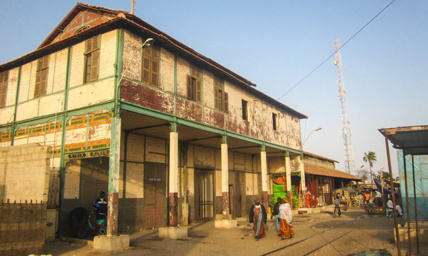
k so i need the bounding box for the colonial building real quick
[0,3,307,238]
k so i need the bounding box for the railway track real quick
[260,217,362,256]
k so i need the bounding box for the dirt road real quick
[43,206,426,256]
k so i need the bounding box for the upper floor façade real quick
[0,3,307,150]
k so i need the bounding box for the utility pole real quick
[132,0,135,14]
[334,37,356,176]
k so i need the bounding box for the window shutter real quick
[187,75,192,100]
[40,70,47,95]
[196,79,201,103]
[223,92,228,113]
[151,59,159,86]
[215,90,219,110]
[35,72,41,97]
[92,36,99,51]
[90,51,99,81]
[142,56,150,83]
[0,86,6,107]
[0,71,7,107]
[86,38,92,52]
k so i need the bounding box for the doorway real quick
[80,157,109,211]
[144,162,166,228]
[229,172,245,218]
[194,169,215,221]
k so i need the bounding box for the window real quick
[142,45,159,87]
[0,71,8,107]
[242,100,248,121]
[34,55,49,98]
[84,35,100,83]
[187,65,201,103]
[214,77,228,112]
[272,113,278,130]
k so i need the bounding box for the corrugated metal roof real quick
[379,125,428,155]
[304,164,362,180]
[304,151,339,163]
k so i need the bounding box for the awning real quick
[304,164,362,180]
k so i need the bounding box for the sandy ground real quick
[43,206,427,256]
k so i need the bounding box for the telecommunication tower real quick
[334,37,356,176]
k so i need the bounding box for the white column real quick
[261,149,268,206]
[169,131,179,226]
[285,154,292,192]
[299,155,306,191]
[261,151,268,192]
[221,143,229,219]
[169,132,179,194]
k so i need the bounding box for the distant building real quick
[303,152,361,207]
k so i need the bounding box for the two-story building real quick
[0,3,308,238]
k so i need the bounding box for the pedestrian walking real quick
[272,197,282,231]
[278,198,294,239]
[249,198,267,240]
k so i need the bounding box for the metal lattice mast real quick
[334,37,356,175]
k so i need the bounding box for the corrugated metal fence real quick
[0,200,47,256]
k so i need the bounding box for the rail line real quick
[260,218,359,256]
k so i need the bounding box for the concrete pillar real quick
[285,153,292,208]
[169,132,179,226]
[260,147,268,207]
[107,117,121,237]
[221,142,229,219]
[299,155,306,208]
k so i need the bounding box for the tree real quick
[363,151,377,184]
[375,171,390,181]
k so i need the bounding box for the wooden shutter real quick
[142,55,150,83]
[90,51,99,81]
[187,75,192,100]
[92,36,99,51]
[151,59,159,86]
[215,90,220,110]
[222,92,228,113]
[195,79,201,103]
[0,71,8,107]
[0,85,6,107]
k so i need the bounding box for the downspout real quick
[58,45,72,237]
[11,66,22,146]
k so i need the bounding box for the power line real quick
[277,0,396,101]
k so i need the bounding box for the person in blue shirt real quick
[93,191,107,220]
[334,195,341,217]
[272,197,282,231]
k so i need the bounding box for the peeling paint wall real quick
[304,155,335,169]
[122,31,142,81]
[120,32,302,150]
[160,48,175,94]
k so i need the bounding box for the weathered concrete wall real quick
[160,48,175,94]
[63,159,81,200]
[119,31,302,151]
[0,144,51,202]
[122,31,142,81]
[269,157,285,173]
[3,29,117,122]
[304,155,335,169]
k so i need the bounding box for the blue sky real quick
[1,0,427,178]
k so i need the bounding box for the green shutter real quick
[90,51,99,81]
